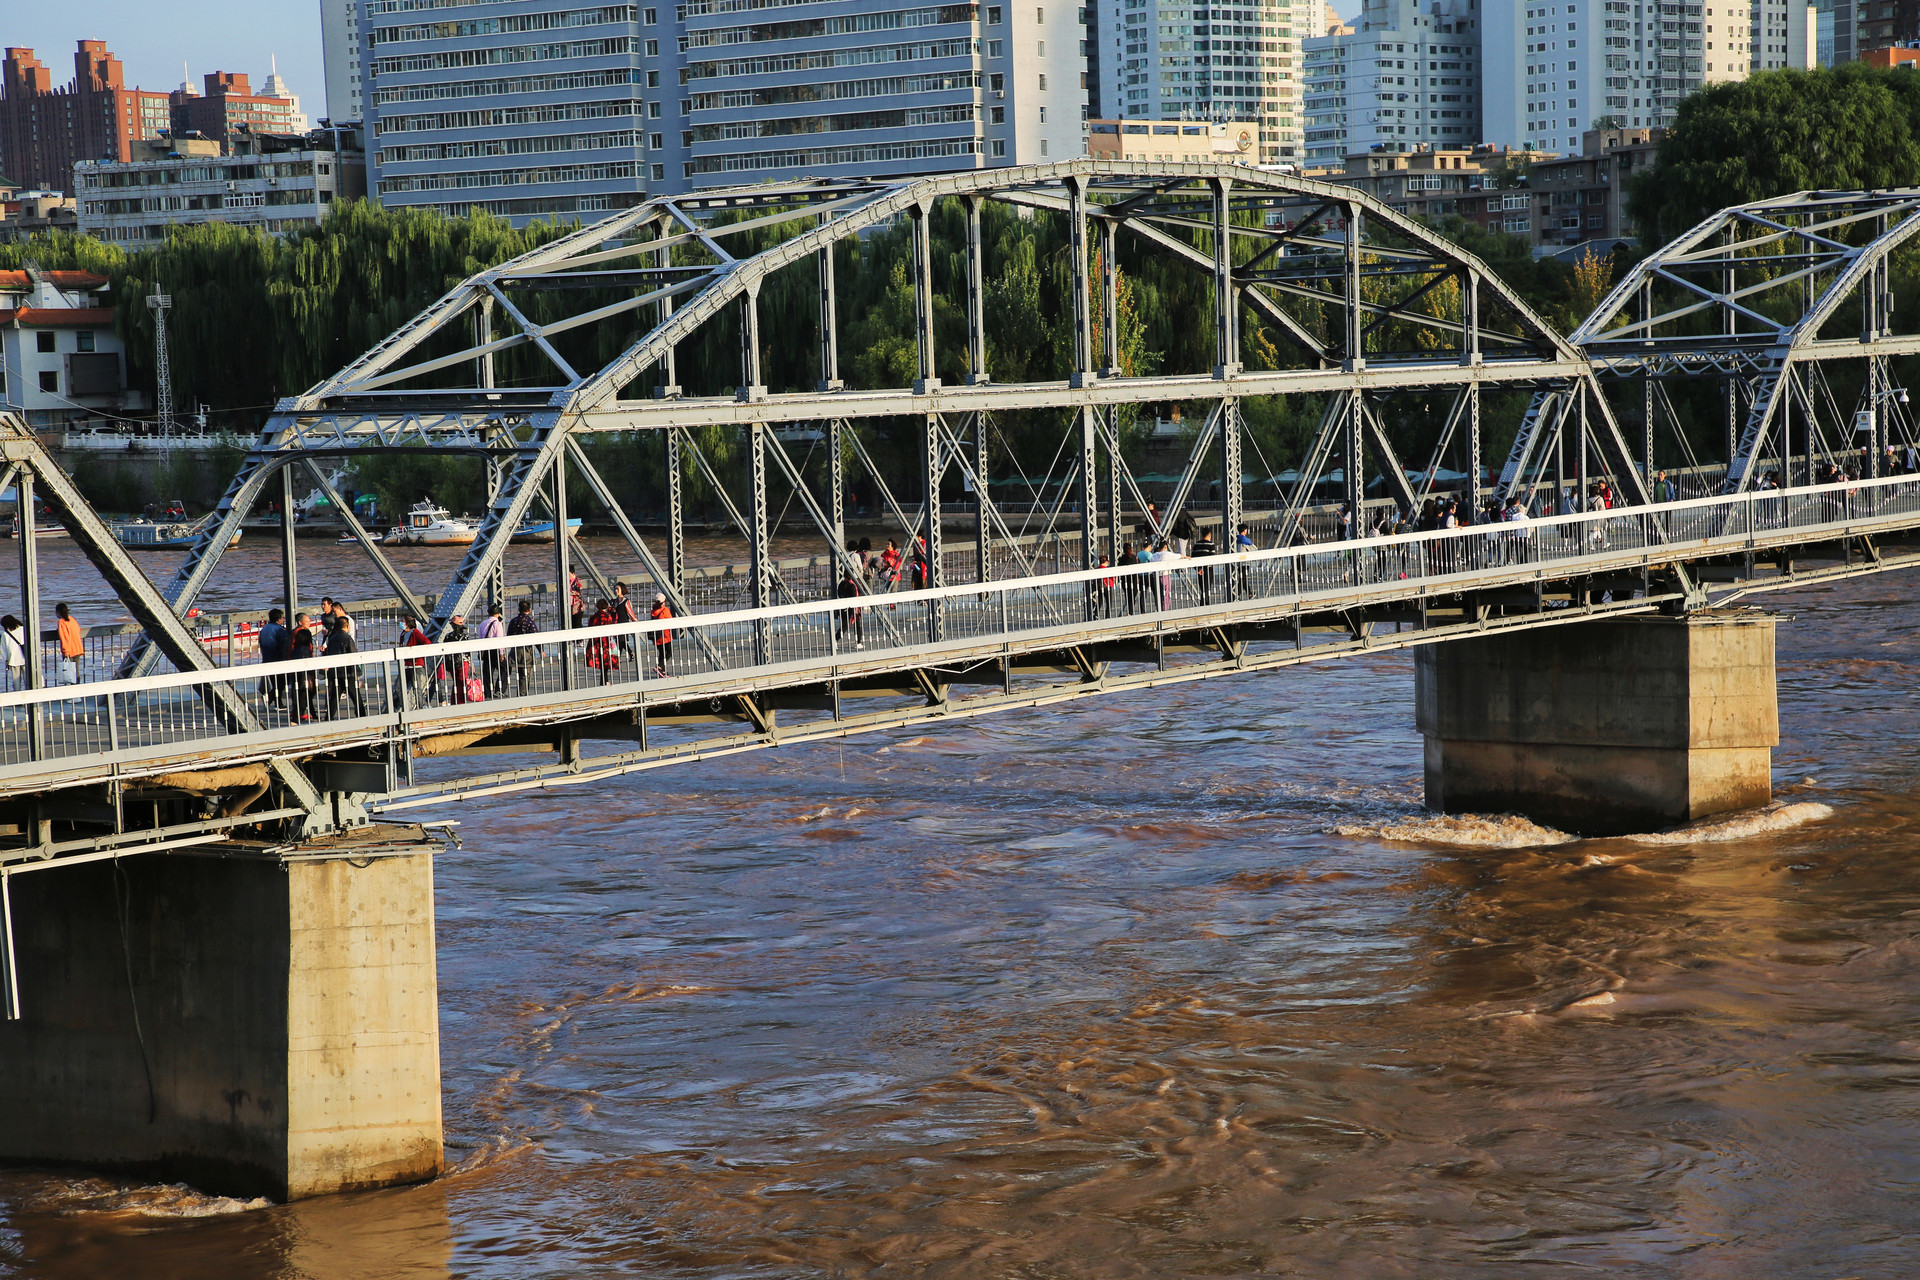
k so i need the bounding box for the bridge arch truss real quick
[139,159,1611,654]
[1501,188,1920,500]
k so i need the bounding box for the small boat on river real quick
[113,515,242,550]
[510,516,583,544]
[384,499,479,547]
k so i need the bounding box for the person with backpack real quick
[399,613,431,704]
[322,612,363,719]
[611,582,639,664]
[477,605,507,698]
[441,613,473,704]
[257,608,290,708]
[0,614,26,691]
[507,599,540,696]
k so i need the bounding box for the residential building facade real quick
[0,191,80,242]
[1307,144,1546,232]
[1851,0,1920,57]
[0,268,142,430]
[0,43,172,195]
[361,0,1082,220]
[322,0,369,124]
[1750,0,1815,68]
[1482,0,1750,155]
[1091,0,1316,165]
[1300,0,1482,166]
[75,127,367,243]
[1524,124,1659,248]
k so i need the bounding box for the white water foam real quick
[1334,800,1834,850]
[39,1178,271,1218]
[1616,801,1835,845]
[1333,812,1578,849]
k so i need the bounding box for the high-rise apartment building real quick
[321,0,367,123]
[680,1,1082,183]
[1300,0,1481,163]
[0,43,172,195]
[1091,0,1315,164]
[1482,0,1749,154]
[363,1,652,222]
[1750,0,1814,69]
[361,0,1081,220]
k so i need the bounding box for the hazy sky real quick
[5,1,325,106]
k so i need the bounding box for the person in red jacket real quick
[649,594,674,677]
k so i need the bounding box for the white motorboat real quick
[384,499,479,546]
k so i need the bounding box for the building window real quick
[1037,6,1044,20]
[646,40,659,56]
[644,6,657,20]
[989,39,1004,55]
[992,139,1007,156]
[76,331,95,353]
[650,133,664,150]
[990,73,1004,91]
[648,70,660,87]
[38,371,57,394]
[649,102,663,118]
[651,164,665,181]
[1041,138,1049,155]
[1039,73,1048,89]
[988,4,1002,20]
[1040,105,1048,122]
[991,106,1006,123]
[35,332,55,354]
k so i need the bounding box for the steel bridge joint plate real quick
[1214,363,1244,381]
[652,385,684,400]
[737,385,768,403]
[914,378,943,395]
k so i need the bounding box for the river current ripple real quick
[2,556,1919,1278]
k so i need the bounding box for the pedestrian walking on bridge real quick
[53,603,84,685]
[650,594,674,677]
[508,600,540,696]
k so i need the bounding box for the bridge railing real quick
[0,472,1912,781]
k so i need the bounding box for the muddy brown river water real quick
[0,543,1916,1277]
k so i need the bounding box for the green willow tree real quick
[1627,65,1920,246]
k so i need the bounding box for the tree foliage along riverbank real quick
[1627,64,1920,247]
[1,198,1606,518]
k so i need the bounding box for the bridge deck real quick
[0,475,1912,819]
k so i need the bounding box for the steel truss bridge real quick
[1,164,1919,948]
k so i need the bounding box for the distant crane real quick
[146,290,173,435]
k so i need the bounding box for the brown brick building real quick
[171,72,305,143]
[0,43,171,195]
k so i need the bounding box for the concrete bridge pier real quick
[1416,611,1778,837]
[0,844,443,1200]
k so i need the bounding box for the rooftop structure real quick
[1085,118,1263,163]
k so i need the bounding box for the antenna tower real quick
[147,290,174,434]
